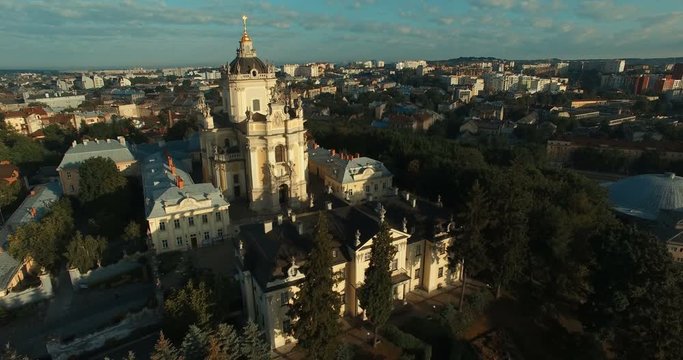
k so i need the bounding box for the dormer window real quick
[251,69,258,77]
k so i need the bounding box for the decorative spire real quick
[240,15,251,43]
[379,203,386,223]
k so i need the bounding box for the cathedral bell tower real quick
[204,16,308,213]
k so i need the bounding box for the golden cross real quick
[242,15,248,33]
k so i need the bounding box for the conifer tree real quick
[358,221,396,347]
[180,325,209,360]
[206,323,240,360]
[150,332,181,360]
[289,212,341,359]
[449,180,491,311]
[240,321,270,360]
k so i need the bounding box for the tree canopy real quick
[358,221,396,346]
[64,231,107,273]
[289,212,341,358]
[77,156,127,204]
[8,198,74,272]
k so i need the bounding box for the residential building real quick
[234,194,459,349]
[142,151,230,253]
[2,108,45,136]
[281,64,298,77]
[203,22,308,212]
[0,181,62,297]
[308,145,393,204]
[21,93,86,112]
[546,138,683,167]
[57,137,136,196]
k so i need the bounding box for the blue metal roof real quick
[608,173,683,220]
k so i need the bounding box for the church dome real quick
[228,56,269,75]
[608,173,683,220]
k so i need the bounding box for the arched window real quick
[252,99,261,112]
[275,144,286,163]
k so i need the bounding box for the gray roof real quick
[0,181,62,289]
[142,151,228,218]
[309,146,393,184]
[608,173,683,220]
[57,139,135,170]
[0,252,20,290]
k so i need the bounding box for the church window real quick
[275,144,286,163]
[252,99,261,112]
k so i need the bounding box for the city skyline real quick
[0,0,682,70]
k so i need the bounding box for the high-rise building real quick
[202,17,308,212]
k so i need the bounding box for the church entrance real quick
[278,184,289,205]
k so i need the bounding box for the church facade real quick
[200,18,308,213]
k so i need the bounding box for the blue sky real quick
[0,0,682,69]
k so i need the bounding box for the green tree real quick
[180,325,209,360]
[449,180,491,311]
[122,220,141,242]
[358,221,396,346]
[8,198,74,271]
[64,232,107,273]
[163,280,215,342]
[488,167,531,298]
[0,181,22,208]
[583,225,683,359]
[150,332,181,360]
[289,212,341,358]
[78,156,127,203]
[207,323,240,360]
[240,321,270,360]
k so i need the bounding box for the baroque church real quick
[199,17,308,212]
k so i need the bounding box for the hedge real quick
[383,324,432,360]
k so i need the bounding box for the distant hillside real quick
[428,57,682,67]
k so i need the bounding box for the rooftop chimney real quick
[83,139,89,146]
[330,149,336,156]
[325,201,332,210]
[117,136,126,146]
[277,214,284,225]
[263,220,273,233]
[176,176,184,189]
[72,140,77,148]
[167,156,175,175]
[296,222,304,235]
[30,207,37,218]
